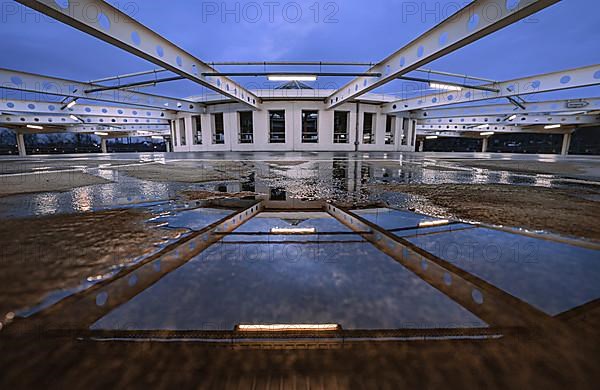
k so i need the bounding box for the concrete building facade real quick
[171,89,417,153]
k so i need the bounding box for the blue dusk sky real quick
[1,0,599,102]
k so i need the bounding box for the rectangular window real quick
[385,115,396,145]
[238,111,254,144]
[362,113,375,144]
[212,113,225,145]
[269,110,286,143]
[302,110,319,143]
[179,118,186,146]
[192,116,202,145]
[333,111,349,144]
[401,117,409,146]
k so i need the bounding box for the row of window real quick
[173,111,415,146]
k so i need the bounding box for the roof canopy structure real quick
[1,0,598,146]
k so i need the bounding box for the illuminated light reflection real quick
[270,227,316,234]
[418,220,451,228]
[236,324,340,332]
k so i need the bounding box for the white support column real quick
[100,138,108,154]
[16,132,26,157]
[165,139,172,153]
[561,132,572,156]
[482,137,489,153]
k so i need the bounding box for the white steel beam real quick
[419,114,600,126]
[417,124,528,133]
[11,124,170,134]
[0,99,177,119]
[0,68,200,112]
[0,113,169,126]
[16,0,261,109]
[66,125,170,134]
[412,98,600,119]
[325,0,560,109]
[416,124,577,134]
[385,64,600,113]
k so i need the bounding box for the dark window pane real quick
[333,111,349,144]
[212,113,224,145]
[192,116,202,145]
[179,118,186,146]
[302,110,319,143]
[239,112,254,144]
[386,115,395,145]
[363,113,375,144]
[269,110,286,143]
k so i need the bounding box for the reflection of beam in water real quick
[326,204,553,328]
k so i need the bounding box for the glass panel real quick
[302,110,319,143]
[178,118,186,146]
[224,211,357,242]
[363,112,375,144]
[212,113,225,145]
[395,223,477,238]
[92,239,486,331]
[408,228,600,315]
[238,111,254,144]
[192,115,202,145]
[401,117,409,146]
[152,207,234,232]
[385,115,395,145]
[333,111,349,144]
[269,110,286,143]
[352,208,442,230]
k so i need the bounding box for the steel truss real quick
[326,0,560,108]
[0,68,200,113]
[16,0,260,109]
[412,98,600,119]
[418,114,599,127]
[385,64,600,113]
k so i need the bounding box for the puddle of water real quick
[92,238,487,331]
[152,207,235,232]
[223,212,357,242]
[407,227,600,316]
[352,208,441,230]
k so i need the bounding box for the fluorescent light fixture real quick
[507,114,517,121]
[267,75,317,82]
[544,124,561,129]
[26,124,43,130]
[429,82,462,91]
[236,324,340,332]
[475,124,490,129]
[418,219,450,228]
[480,131,495,136]
[270,227,316,234]
[425,136,438,140]
[151,136,164,140]
[94,131,109,136]
[69,114,81,121]
[66,100,77,109]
